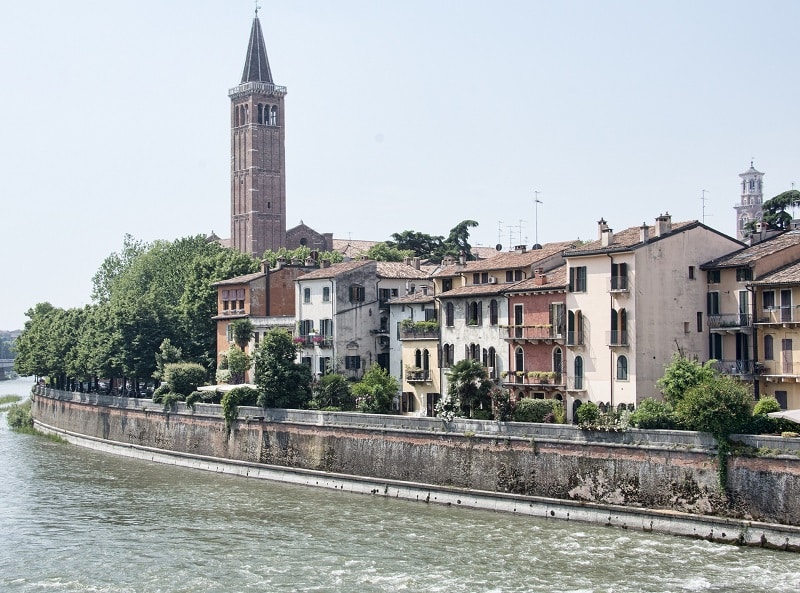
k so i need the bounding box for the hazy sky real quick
[1,1,799,330]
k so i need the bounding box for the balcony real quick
[399,321,439,340]
[759,361,800,382]
[608,276,630,294]
[501,371,563,387]
[406,369,432,383]
[710,359,758,377]
[708,313,752,332]
[606,330,628,347]
[503,325,564,343]
[755,308,798,326]
[566,330,584,346]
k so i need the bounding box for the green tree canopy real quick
[443,359,493,418]
[364,242,415,262]
[746,189,800,234]
[352,363,398,414]
[656,353,718,406]
[253,328,311,409]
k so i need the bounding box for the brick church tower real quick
[229,10,287,256]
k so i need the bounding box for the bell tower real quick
[230,9,287,256]
[735,160,764,241]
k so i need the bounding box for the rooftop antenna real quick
[534,191,543,246]
[518,219,527,246]
[700,189,710,224]
[497,221,504,250]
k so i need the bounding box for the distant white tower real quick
[735,161,764,241]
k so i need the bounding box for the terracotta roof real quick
[701,230,800,269]
[434,241,575,277]
[213,271,265,286]
[387,291,436,305]
[376,261,430,279]
[332,239,377,259]
[503,265,568,293]
[749,259,800,286]
[438,283,505,298]
[565,221,699,256]
[296,259,370,280]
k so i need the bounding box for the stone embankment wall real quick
[31,387,800,534]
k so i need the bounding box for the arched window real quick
[617,355,628,380]
[414,349,422,368]
[470,343,480,360]
[270,105,278,125]
[574,356,584,389]
[467,301,481,325]
[487,347,496,368]
[553,347,563,378]
[257,104,264,124]
[422,349,430,371]
[515,347,524,372]
[489,299,499,325]
[445,302,454,327]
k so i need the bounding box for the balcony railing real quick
[606,330,628,346]
[609,276,630,293]
[501,372,563,386]
[406,369,431,383]
[755,308,796,324]
[399,328,440,340]
[708,313,752,329]
[503,326,564,341]
[758,362,800,377]
[710,359,758,376]
[566,330,584,346]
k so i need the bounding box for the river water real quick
[1,376,800,592]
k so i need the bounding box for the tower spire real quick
[241,10,273,84]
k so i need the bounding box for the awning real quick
[768,409,800,424]
[197,383,259,393]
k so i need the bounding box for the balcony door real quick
[782,339,793,375]
[781,289,793,322]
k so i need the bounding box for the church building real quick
[734,161,765,241]
[229,10,332,257]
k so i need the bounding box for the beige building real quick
[563,215,743,418]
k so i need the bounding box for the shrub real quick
[575,401,600,426]
[163,362,207,396]
[221,386,260,432]
[629,398,676,429]
[674,376,753,439]
[152,383,170,403]
[513,398,560,423]
[753,395,781,416]
[311,374,355,411]
[6,400,33,430]
[215,368,232,384]
[161,392,184,408]
[185,390,208,409]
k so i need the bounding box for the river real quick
[1,376,799,592]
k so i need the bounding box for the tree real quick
[163,362,208,396]
[444,219,479,260]
[443,359,493,419]
[253,328,311,409]
[225,346,251,385]
[674,376,753,439]
[352,363,398,414]
[153,338,183,382]
[364,242,415,262]
[230,319,254,350]
[91,234,148,303]
[311,373,355,410]
[656,353,717,406]
[388,230,445,261]
[746,189,800,234]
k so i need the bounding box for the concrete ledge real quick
[33,418,800,553]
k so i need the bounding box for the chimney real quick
[443,255,454,265]
[321,259,331,268]
[421,285,429,295]
[458,251,466,265]
[403,257,411,266]
[514,244,527,254]
[413,257,421,270]
[655,213,672,237]
[597,218,609,239]
[535,271,548,286]
[601,227,614,247]
[639,222,649,243]
[260,260,269,273]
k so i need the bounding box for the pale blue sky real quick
[1,1,799,330]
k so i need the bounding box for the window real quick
[301,356,312,369]
[764,335,774,360]
[349,285,365,303]
[467,301,481,325]
[610,308,627,345]
[236,288,245,311]
[762,290,775,310]
[553,347,563,377]
[775,390,788,410]
[345,356,361,370]
[298,319,313,337]
[782,338,793,374]
[514,304,524,339]
[319,318,333,337]
[401,392,415,413]
[736,267,753,282]
[696,312,703,332]
[270,105,278,126]
[569,266,587,292]
[487,346,496,369]
[445,302,455,327]
[323,287,330,302]
[515,270,523,281]
[440,343,454,368]
[709,333,722,360]
[442,278,453,292]
[550,303,565,337]
[688,266,695,280]
[489,300,499,326]
[707,292,720,315]
[226,323,234,343]
[568,310,583,345]
[472,273,480,284]
[616,355,628,380]
[574,356,584,389]
[303,287,311,303]
[611,262,628,290]
[515,347,524,372]
[319,356,331,375]
[707,270,721,284]
[506,271,514,282]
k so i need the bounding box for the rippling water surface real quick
[2,377,799,592]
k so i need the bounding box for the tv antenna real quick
[701,189,711,224]
[534,190,543,246]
